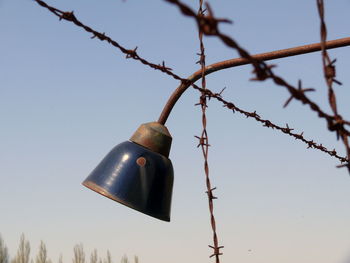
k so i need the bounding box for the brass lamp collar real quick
[130,122,172,158]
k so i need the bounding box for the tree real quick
[35,241,51,263]
[89,250,97,263]
[119,256,128,263]
[120,255,138,263]
[58,254,62,263]
[103,251,111,263]
[72,245,84,263]
[12,234,30,263]
[0,235,9,263]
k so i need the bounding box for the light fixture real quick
[82,39,346,221]
[82,122,174,221]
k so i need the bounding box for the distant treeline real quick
[0,234,138,263]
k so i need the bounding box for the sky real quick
[1,0,350,263]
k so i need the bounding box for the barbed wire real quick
[165,0,350,171]
[192,85,348,163]
[195,1,223,262]
[33,0,349,168]
[316,0,350,169]
[33,0,187,83]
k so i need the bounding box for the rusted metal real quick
[158,37,350,125]
[33,0,184,83]
[164,0,350,170]
[196,1,223,261]
[34,0,350,166]
[130,122,172,158]
[317,0,350,171]
[83,180,133,207]
[136,157,147,167]
[33,0,350,260]
[193,85,348,163]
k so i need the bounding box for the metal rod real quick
[158,37,350,125]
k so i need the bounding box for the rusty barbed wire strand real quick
[316,0,350,170]
[193,85,349,164]
[164,0,350,170]
[33,0,349,167]
[33,0,188,84]
[195,1,223,262]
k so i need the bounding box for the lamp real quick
[82,39,347,221]
[82,122,174,221]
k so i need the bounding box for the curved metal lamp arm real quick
[158,37,350,125]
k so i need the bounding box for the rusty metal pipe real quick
[158,37,350,125]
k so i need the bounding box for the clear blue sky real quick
[1,0,350,263]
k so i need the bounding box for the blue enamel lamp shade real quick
[82,122,174,222]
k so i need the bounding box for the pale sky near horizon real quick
[1,1,350,263]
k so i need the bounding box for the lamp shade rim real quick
[82,180,171,222]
